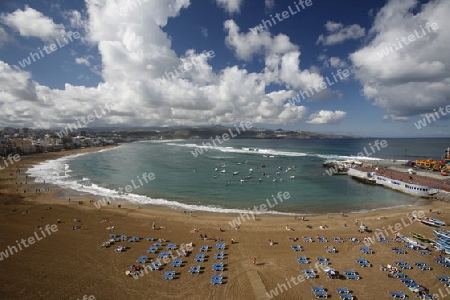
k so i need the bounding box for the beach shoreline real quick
[1,147,449,299]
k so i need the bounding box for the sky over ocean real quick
[0,0,449,137]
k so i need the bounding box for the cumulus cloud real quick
[0,5,65,41]
[0,0,334,129]
[307,110,347,124]
[224,20,298,61]
[317,21,365,45]
[215,0,244,14]
[350,0,450,119]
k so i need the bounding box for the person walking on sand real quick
[253,257,257,265]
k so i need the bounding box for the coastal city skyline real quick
[0,0,449,137]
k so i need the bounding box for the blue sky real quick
[0,0,449,137]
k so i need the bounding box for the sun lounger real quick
[339,294,354,300]
[216,243,226,250]
[336,287,350,294]
[436,275,449,281]
[211,278,223,284]
[297,256,309,264]
[400,277,412,284]
[163,274,174,280]
[214,252,225,259]
[310,286,324,292]
[346,274,359,280]
[333,237,344,243]
[348,238,360,243]
[194,253,205,262]
[129,236,139,242]
[415,262,431,270]
[399,263,411,269]
[419,250,430,255]
[314,291,328,298]
[172,259,182,267]
[317,237,327,243]
[343,270,356,276]
[291,245,302,251]
[200,245,209,251]
[212,262,224,271]
[393,272,405,278]
[394,249,406,254]
[189,269,200,274]
[303,269,316,279]
[166,243,177,250]
[303,237,313,242]
[389,291,406,299]
[405,282,418,288]
[359,262,370,267]
[378,237,389,243]
[360,246,373,254]
[211,274,223,284]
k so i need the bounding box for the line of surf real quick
[26,153,299,216]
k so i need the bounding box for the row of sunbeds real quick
[310,286,355,299]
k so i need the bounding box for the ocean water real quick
[27,138,450,214]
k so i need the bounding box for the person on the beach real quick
[252,257,256,265]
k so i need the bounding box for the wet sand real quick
[0,149,449,300]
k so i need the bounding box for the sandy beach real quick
[1,148,449,300]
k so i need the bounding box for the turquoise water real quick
[28,138,450,214]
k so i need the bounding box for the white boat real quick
[433,229,450,239]
[421,217,446,227]
[404,237,428,250]
[233,172,239,175]
[220,170,226,173]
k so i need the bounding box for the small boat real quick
[428,217,446,226]
[404,237,428,250]
[411,232,429,242]
[236,162,242,165]
[433,229,450,239]
[420,217,446,227]
[233,172,239,176]
[220,170,226,173]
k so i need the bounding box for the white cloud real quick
[224,20,298,61]
[0,0,327,128]
[0,26,10,48]
[307,110,347,124]
[75,57,91,67]
[350,0,450,119]
[317,21,365,45]
[265,0,275,11]
[0,5,65,41]
[200,27,208,37]
[215,0,244,14]
[329,57,347,68]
